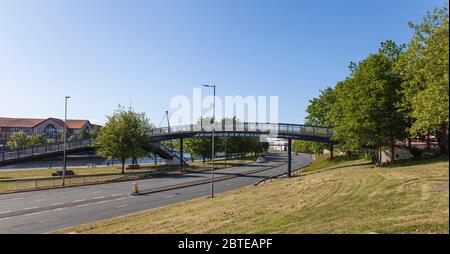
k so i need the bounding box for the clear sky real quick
[0,0,444,125]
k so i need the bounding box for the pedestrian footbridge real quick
[0,122,334,175]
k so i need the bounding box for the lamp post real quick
[62,96,70,187]
[202,84,216,198]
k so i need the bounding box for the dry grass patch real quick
[54,157,449,234]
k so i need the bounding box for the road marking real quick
[51,203,64,206]
[24,211,42,216]
[0,211,12,214]
[74,199,86,202]
[0,217,11,221]
[24,206,39,210]
[94,200,109,204]
[116,204,128,208]
[52,208,66,211]
[93,196,105,199]
[165,195,174,198]
[114,197,126,201]
[38,218,58,224]
[75,204,90,208]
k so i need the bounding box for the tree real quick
[398,4,449,153]
[27,134,47,147]
[79,127,91,140]
[95,106,151,173]
[292,140,324,155]
[6,132,29,149]
[329,49,406,162]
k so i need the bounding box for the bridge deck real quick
[0,123,333,166]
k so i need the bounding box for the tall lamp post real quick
[62,96,70,187]
[202,84,216,198]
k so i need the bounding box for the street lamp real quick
[62,96,70,187]
[202,84,216,198]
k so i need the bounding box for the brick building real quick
[0,117,94,144]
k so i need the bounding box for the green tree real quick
[95,106,151,173]
[6,132,29,149]
[398,4,449,153]
[27,134,47,147]
[79,127,91,140]
[330,49,406,162]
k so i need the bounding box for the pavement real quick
[0,152,311,234]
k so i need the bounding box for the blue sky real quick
[0,0,444,125]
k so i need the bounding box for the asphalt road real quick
[0,152,311,234]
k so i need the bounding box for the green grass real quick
[302,154,366,173]
[53,156,449,234]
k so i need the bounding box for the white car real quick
[256,157,266,163]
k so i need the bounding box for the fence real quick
[0,139,93,162]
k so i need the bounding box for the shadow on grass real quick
[298,161,373,178]
[382,154,449,169]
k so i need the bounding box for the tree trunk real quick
[121,160,125,174]
[407,137,411,148]
[203,156,205,164]
[390,139,395,163]
[439,123,448,154]
[379,148,382,166]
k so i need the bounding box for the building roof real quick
[0,117,91,129]
[0,117,46,128]
[66,120,90,129]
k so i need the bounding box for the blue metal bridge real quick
[0,122,334,176]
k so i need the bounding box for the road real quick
[0,152,311,234]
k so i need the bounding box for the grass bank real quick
[54,156,448,234]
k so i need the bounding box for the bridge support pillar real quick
[287,138,292,177]
[179,138,183,171]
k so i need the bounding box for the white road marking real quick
[24,211,42,216]
[0,211,12,214]
[165,195,174,198]
[93,196,105,199]
[116,204,128,208]
[74,199,86,202]
[75,204,90,208]
[51,203,64,206]
[52,208,66,211]
[24,206,39,210]
[0,217,11,221]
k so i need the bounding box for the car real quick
[256,157,266,163]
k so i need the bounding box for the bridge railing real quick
[0,139,92,162]
[146,123,333,137]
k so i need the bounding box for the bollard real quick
[131,182,139,195]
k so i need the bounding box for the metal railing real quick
[147,122,333,137]
[0,123,333,163]
[0,139,93,162]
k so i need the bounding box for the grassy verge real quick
[302,154,365,173]
[54,156,449,234]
